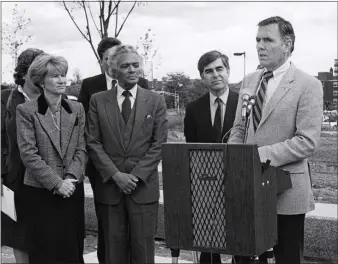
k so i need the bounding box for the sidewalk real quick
[1,234,233,263]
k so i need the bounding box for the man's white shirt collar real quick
[117,83,138,99]
[261,58,291,106]
[105,72,115,90]
[265,58,291,80]
[209,87,229,105]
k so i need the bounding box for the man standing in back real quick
[184,50,239,263]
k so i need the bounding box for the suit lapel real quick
[36,111,62,157]
[222,90,238,138]
[244,70,265,96]
[200,93,213,133]
[259,64,295,127]
[7,89,25,137]
[11,88,26,108]
[60,107,77,158]
[128,86,148,151]
[104,87,125,150]
[100,74,108,91]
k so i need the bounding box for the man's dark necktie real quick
[122,90,131,124]
[252,71,273,131]
[111,79,117,89]
[214,97,222,142]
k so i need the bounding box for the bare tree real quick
[136,28,160,82]
[136,28,158,63]
[2,4,32,68]
[62,1,141,71]
[72,68,82,84]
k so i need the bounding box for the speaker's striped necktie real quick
[252,71,273,131]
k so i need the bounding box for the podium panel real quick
[190,149,227,250]
[162,143,292,256]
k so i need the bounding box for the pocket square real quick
[146,114,153,119]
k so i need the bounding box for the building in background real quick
[316,59,338,109]
[149,79,163,91]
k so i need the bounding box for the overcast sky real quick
[1,1,337,84]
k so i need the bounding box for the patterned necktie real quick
[122,90,131,124]
[214,97,222,142]
[252,71,273,131]
[111,79,117,89]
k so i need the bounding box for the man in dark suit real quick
[184,50,239,263]
[78,37,150,263]
[86,44,168,264]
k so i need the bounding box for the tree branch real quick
[116,0,136,37]
[99,1,104,38]
[62,1,90,42]
[87,2,100,37]
[107,0,120,21]
[114,3,119,37]
[81,1,100,63]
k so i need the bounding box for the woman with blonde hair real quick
[16,53,86,263]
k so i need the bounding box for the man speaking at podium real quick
[184,50,239,263]
[229,16,323,264]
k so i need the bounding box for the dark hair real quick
[197,50,230,75]
[258,16,295,53]
[13,48,44,86]
[97,37,122,60]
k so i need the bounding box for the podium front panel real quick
[162,143,279,256]
[189,149,227,250]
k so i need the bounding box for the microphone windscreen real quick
[242,94,250,101]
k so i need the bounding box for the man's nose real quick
[256,39,265,50]
[211,69,219,77]
[128,65,135,72]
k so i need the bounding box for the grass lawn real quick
[310,132,337,204]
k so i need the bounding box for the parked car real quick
[322,115,329,122]
[66,95,78,101]
[322,121,337,128]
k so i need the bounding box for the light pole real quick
[176,83,182,113]
[234,52,246,77]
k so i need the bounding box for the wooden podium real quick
[162,143,292,257]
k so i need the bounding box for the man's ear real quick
[200,73,205,80]
[110,68,117,79]
[284,38,292,54]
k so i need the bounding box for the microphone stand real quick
[243,95,256,143]
[243,115,250,144]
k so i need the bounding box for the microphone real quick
[241,94,250,121]
[246,95,256,117]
